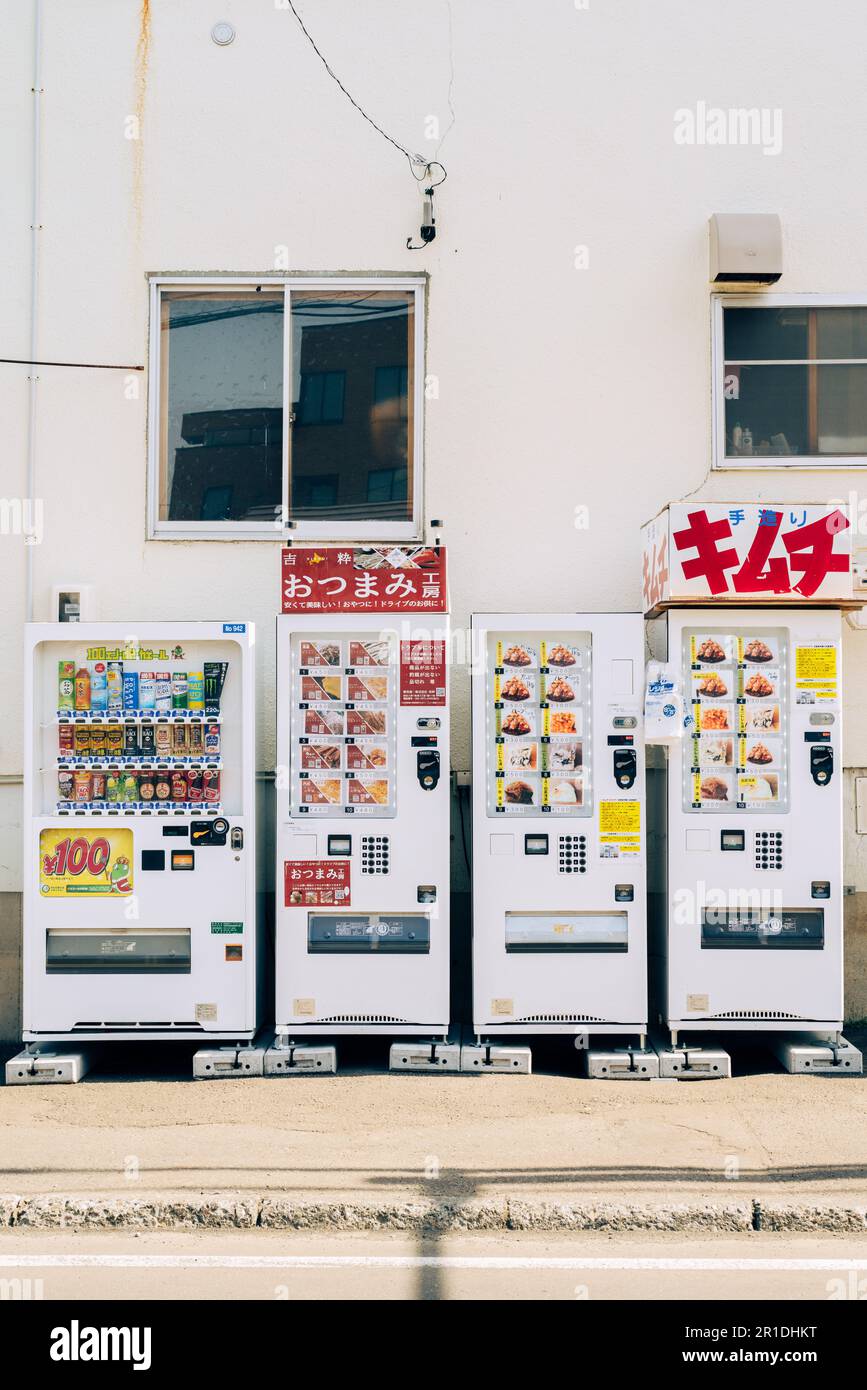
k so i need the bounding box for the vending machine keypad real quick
[361,835,390,874]
[558,834,587,874]
[754,830,783,870]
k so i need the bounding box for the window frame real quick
[147,275,426,541]
[712,292,867,471]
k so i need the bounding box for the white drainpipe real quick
[25,0,43,621]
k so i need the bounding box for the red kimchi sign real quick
[642,504,852,610]
[285,859,350,908]
[282,546,447,614]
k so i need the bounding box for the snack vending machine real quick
[468,613,652,1076]
[10,622,257,1084]
[643,502,862,1076]
[272,546,452,1073]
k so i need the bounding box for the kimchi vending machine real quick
[468,613,651,1075]
[273,595,451,1072]
[659,606,858,1069]
[13,622,257,1082]
[644,501,862,1076]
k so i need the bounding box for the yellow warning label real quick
[795,644,837,702]
[599,800,641,835]
[600,800,639,850]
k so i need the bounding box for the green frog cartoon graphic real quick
[109,853,132,895]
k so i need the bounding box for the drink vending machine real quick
[8,622,258,1084]
[271,545,453,1074]
[468,613,653,1077]
[643,502,863,1076]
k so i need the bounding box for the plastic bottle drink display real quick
[171,672,188,710]
[187,672,204,711]
[154,673,172,713]
[58,661,75,710]
[123,671,139,711]
[89,662,108,712]
[74,666,91,710]
[139,672,156,711]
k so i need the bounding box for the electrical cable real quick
[285,0,447,187]
[1,357,144,370]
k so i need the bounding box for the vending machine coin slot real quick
[190,818,228,846]
[416,717,441,731]
[612,746,637,789]
[417,748,440,790]
[809,744,834,786]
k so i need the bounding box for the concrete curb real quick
[1,1194,865,1234]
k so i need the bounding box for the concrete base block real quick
[263,1043,337,1075]
[460,1044,532,1074]
[586,1047,660,1080]
[773,1035,863,1075]
[389,1041,461,1072]
[192,1044,265,1079]
[658,1046,731,1080]
[5,1047,91,1085]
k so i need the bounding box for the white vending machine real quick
[643,501,862,1075]
[469,613,651,1076]
[10,621,258,1084]
[273,545,452,1073]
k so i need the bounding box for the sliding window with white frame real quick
[148,276,425,540]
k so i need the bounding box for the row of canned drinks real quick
[57,768,221,805]
[58,722,221,758]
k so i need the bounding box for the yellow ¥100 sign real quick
[39,828,134,898]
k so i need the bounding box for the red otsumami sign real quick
[400,639,447,706]
[281,546,447,614]
[285,859,350,908]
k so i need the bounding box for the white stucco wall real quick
[3,0,867,897]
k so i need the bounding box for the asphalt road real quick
[1,1230,865,1301]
